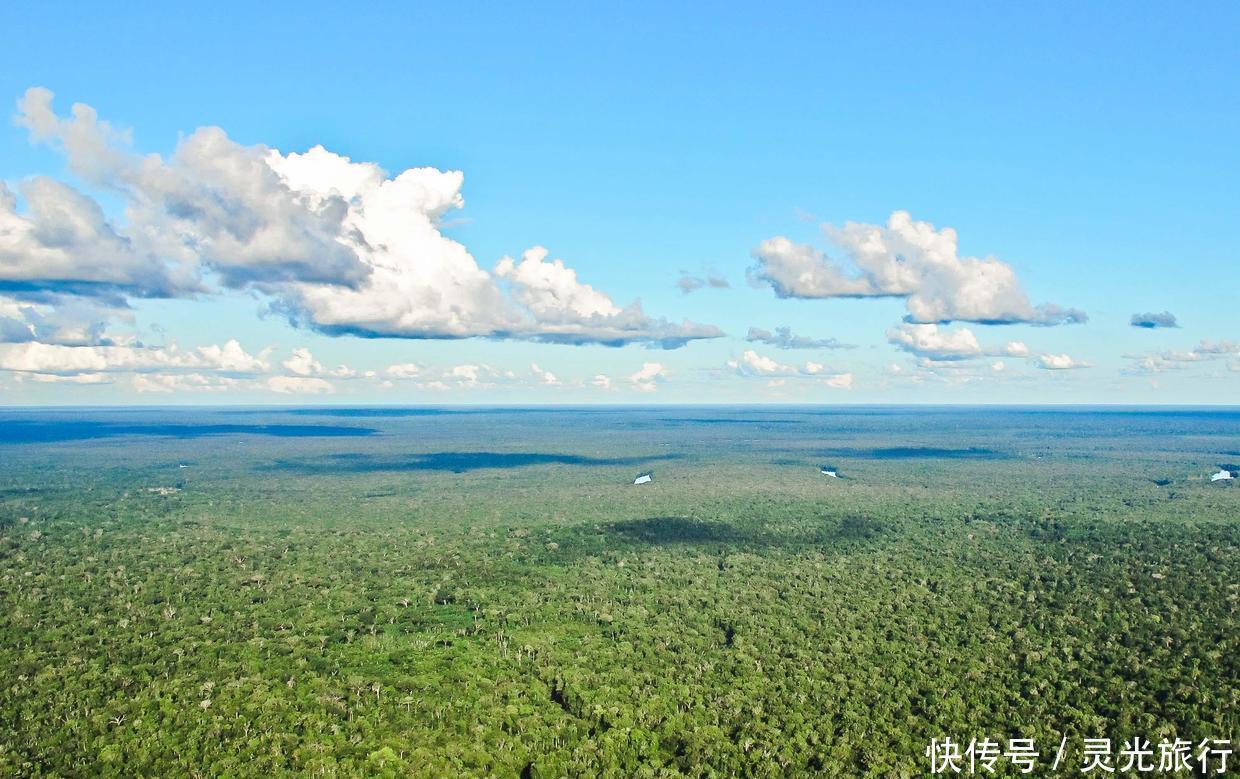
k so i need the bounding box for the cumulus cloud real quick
[493,247,720,347]
[281,347,355,377]
[886,323,1075,373]
[530,363,560,386]
[0,338,268,376]
[886,323,1088,378]
[447,364,515,388]
[9,88,719,349]
[383,362,425,379]
[380,362,517,391]
[282,348,323,376]
[0,327,375,394]
[133,372,241,393]
[820,373,854,389]
[1130,311,1179,329]
[726,350,850,389]
[193,340,270,373]
[745,326,852,350]
[0,295,131,346]
[19,371,111,384]
[676,273,729,294]
[629,362,666,392]
[886,323,983,361]
[382,359,643,392]
[0,178,195,301]
[1034,353,1092,370]
[752,211,1085,326]
[727,350,796,376]
[266,375,334,394]
[20,89,367,290]
[1123,339,1239,373]
[0,297,40,343]
[1003,341,1030,357]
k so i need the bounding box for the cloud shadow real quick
[265,451,680,475]
[0,421,378,444]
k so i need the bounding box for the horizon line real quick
[3,402,1240,411]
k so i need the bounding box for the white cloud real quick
[265,375,334,394]
[10,88,719,349]
[0,178,194,300]
[379,361,522,391]
[20,371,111,384]
[440,364,513,389]
[1003,341,1030,357]
[192,340,269,373]
[0,295,131,347]
[728,350,847,388]
[494,247,721,347]
[383,362,424,379]
[887,323,983,361]
[497,247,620,320]
[282,347,355,377]
[530,363,560,386]
[133,372,240,393]
[1123,339,1239,374]
[0,297,36,343]
[728,349,796,376]
[447,364,489,388]
[752,211,1085,325]
[283,347,323,376]
[1034,353,1092,370]
[888,326,1069,375]
[592,374,612,390]
[629,362,666,392]
[820,372,854,389]
[17,89,363,292]
[0,339,268,376]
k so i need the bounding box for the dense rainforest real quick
[0,407,1236,776]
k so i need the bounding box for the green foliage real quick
[0,408,1236,776]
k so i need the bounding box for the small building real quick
[1211,468,1235,482]
[633,471,653,485]
[820,465,839,478]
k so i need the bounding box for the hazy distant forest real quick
[1,407,1236,777]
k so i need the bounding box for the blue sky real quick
[0,1,1237,404]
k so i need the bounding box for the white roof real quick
[633,474,652,484]
[1211,470,1234,482]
